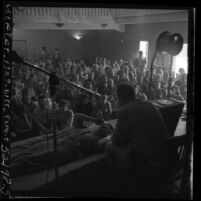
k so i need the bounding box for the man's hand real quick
[94,118,107,125]
[96,135,112,151]
[102,124,113,136]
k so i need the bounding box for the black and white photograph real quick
[1,1,196,199]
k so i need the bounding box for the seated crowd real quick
[11,47,187,142]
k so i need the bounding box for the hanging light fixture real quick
[73,33,82,40]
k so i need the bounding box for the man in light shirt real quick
[134,51,147,83]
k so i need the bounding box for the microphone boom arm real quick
[12,51,101,97]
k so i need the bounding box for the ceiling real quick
[13,7,188,32]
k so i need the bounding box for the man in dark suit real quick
[103,83,170,192]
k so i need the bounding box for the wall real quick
[13,20,188,65]
[13,30,98,60]
[96,20,188,66]
[125,20,188,67]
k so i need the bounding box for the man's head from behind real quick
[42,46,47,52]
[179,68,185,74]
[116,83,136,107]
[38,94,46,109]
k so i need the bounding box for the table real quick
[152,99,185,136]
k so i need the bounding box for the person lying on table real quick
[73,112,104,128]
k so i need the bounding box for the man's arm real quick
[111,111,132,146]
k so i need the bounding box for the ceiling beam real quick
[14,22,124,31]
[114,11,188,24]
[13,14,116,25]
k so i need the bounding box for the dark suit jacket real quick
[111,100,170,162]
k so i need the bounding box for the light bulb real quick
[74,33,82,40]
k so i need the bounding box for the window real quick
[139,41,149,65]
[172,43,188,74]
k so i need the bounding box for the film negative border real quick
[1,2,12,199]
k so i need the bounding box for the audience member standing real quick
[53,48,62,68]
[134,51,147,83]
[39,46,49,63]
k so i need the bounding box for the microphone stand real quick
[167,55,173,99]
[52,111,58,181]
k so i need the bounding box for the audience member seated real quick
[32,94,51,135]
[54,100,74,130]
[129,71,137,87]
[11,83,24,114]
[92,94,112,120]
[169,76,185,102]
[76,94,93,116]
[135,84,148,100]
[150,80,164,100]
[179,83,187,101]
[105,66,114,80]
[175,68,187,87]
[106,78,116,96]
[11,104,33,141]
[96,75,108,95]
[140,83,149,98]
[121,65,130,83]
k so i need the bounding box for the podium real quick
[152,99,185,136]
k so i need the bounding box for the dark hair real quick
[31,96,37,102]
[59,100,68,107]
[38,94,45,101]
[117,83,135,100]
